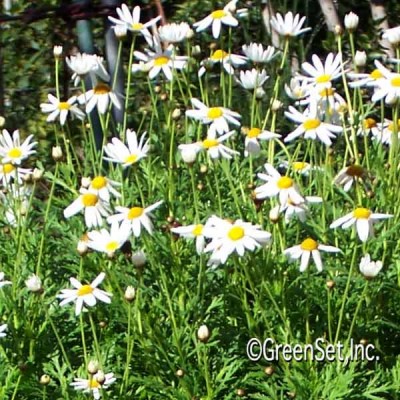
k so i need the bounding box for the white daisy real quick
[104,129,149,167]
[66,53,109,86]
[0,272,11,288]
[285,77,310,100]
[186,98,241,135]
[198,49,247,77]
[333,165,367,192]
[357,117,381,138]
[158,22,191,43]
[193,3,238,39]
[270,11,311,37]
[78,83,121,115]
[58,272,112,316]
[243,127,280,156]
[0,324,7,338]
[279,160,314,176]
[87,176,121,203]
[107,200,163,237]
[71,371,116,400]
[284,237,340,272]
[204,216,271,265]
[242,43,276,63]
[171,223,207,254]
[330,208,393,242]
[0,130,36,165]
[87,222,130,256]
[370,60,400,104]
[271,196,322,223]
[40,94,85,125]
[236,69,269,90]
[255,163,304,206]
[284,106,342,146]
[382,26,400,46]
[359,254,383,279]
[108,4,161,46]
[0,163,32,186]
[63,188,110,228]
[201,130,239,159]
[347,68,385,89]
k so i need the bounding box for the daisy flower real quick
[255,163,304,206]
[242,43,276,63]
[284,237,340,272]
[382,26,400,46]
[374,118,400,145]
[66,53,109,86]
[333,165,367,192]
[193,2,238,39]
[348,68,385,89]
[357,117,381,137]
[107,200,163,237]
[236,69,269,90]
[178,143,201,164]
[243,127,280,156]
[158,22,191,43]
[330,207,393,242]
[132,38,188,81]
[270,11,311,37]
[108,4,161,46]
[370,60,400,104]
[104,129,149,167]
[87,176,121,203]
[204,216,271,265]
[271,196,322,223]
[359,254,383,279]
[78,82,121,115]
[0,130,36,165]
[201,130,239,159]
[285,77,310,100]
[63,188,110,228]
[87,222,130,257]
[0,272,11,288]
[58,272,112,316]
[279,160,314,176]
[186,98,241,135]
[40,94,85,125]
[171,223,207,254]
[284,106,343,146]
[71,371,116,400]
[198,49,247,77]
[0,163,32,186]
[0,324,7,338]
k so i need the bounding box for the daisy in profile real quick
[198,49,247,77]
[58,272,112,316]
[285,77,310,100]
[78,82,121,115]
[171,223,207,254]
[374,118,400,145]
[333,165,367,192]
[370,60,400,104]
[357,117,381,137]
[63,188,110,228]
[0,324,7,338]
[359,254,383,279]
[330,207,393,242]
[255,163,304,206]
[87,222,130,257]
[242,43,276,63]
[104,129,149,167]
[200,130,239,159]
[348,68,384,89]
[279,160,314,176]
[108,3,161,46]
[236,69,269,90]
[204,216,271,266]
[270,11,311,37]
[40,94,85,125]
[0,130,36,165]
[0,163,32,185]
[284,237,340,272]
[66,53,110,86]
[243,127,280,156]
[270,196,322,223]
[71,371,116,399]
[158,22,191,43]
[193,1,238,39]
[87,176,121,203]
[107,200,163,237]
[186,98,241,135]
[284,106,342,146]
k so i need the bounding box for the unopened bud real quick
[344,12,359,32]
[354,51,367,67]
[53,45,63,58]
[172,108,181,120]
[176,369,184,378]
[114,24,127,39]
[264,366,274,375]
[192,45,201,56]
[77,234,89,255]
[334,25,343,36]
[269,206,280,223]
[124,286,136,302]
[0,116,5,127]
[52,146,63,161]
[32,168,44,181]
[25,274,42,293]
[236,388,246,397]
[326,280,335,290]
[197,324,210,343]
[40,374,51,385]
[271,99,283,111]
[200,164,208,174]
[81,176,91,188]
[131,250,146,268]
[95,370,105,385]
[186,28,194,39]
[87,360,99,375]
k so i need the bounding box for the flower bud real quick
[95,370,105,385]
[271,99,283,111]
[354,50,367,67]
[131,250,146,268]
[197,324,210,343]
[326,280,335,290]
[52,146,63,161]
[344,12,359,31]
[172,108,181,120]
[81,176,91,188]
[176,369,184,378]
[200,164,208,174]
[180,146,197,164]
[269,206,280,223]
[53,45,63,58]
[359,254,383,279]
[77,234,89,255]
[114,24,127,39]
[186,28,194,39]
[40,374,51,385]
[32,168,44,181]
[255,87,266,99]
[0,116,5,128]
[192,45,201,56]
[124,286,136,302]
[87,360,99,375]
[334,25,343,36]
[25,274,42,293]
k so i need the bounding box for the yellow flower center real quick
[353,207,371,219]
[316,74,331,83]
[303,119,321,131]
[228,226,245,241]
[154,56,170,66]
[124,154,138,164]
[391,76,400,87]
[369,69,383,79]
[192,224,203,236]
[202,138,219,149]
[387,119,400,131]
[300,238,318,251]
[93,83,110,95]
[58,102,71,110]
[81,193,98,207]
[346,165,364,177]
[211,49,228,61]
[247,128,261,138]
[277,176,293,189]
[91,176,107,190]
[211,9,226,19]
[128,207,143,219]
[132,22,143,30]
[77,284,93,296]
[88,378,101,389]
[292,161,307,171]
[319,87,334,97]
[7,148,22,159]
[106,241,119,252]
[363,118,377,129]
[1,163,15,174]
[207,107,223,119]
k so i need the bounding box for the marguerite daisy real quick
[359,254,383,279]
[200,130,239,159]
[87,176,121,203]
[270,11,311,37]
[242,43,276,63]
[198,49,247,77]
[40,94,85,125]
[0,163,31,186]
[236,69,269,90]
[333,165,367,192]
[71,371,116,400]
[370,60,400,104]
[0,129,36,165]
[243,127,280,156]
[0,324,7,338]
[171,223,207,254]
[78,82,121,115]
